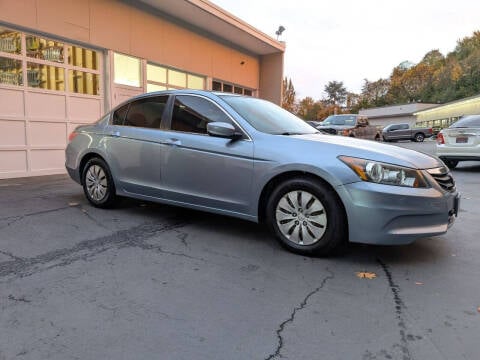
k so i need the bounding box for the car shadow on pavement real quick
[342,237,453,266]
[451,163,480,173]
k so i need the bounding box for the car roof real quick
[110,89,245,113]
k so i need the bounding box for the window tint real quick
[123,96,168,129]
[451,116,480,128]
[221,95,317,135]
[401,124,409,129]
[112,104,129,125]
[171,95,232,134]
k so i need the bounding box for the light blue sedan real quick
[66,90,459,255]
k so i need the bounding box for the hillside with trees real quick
[284,31,480,120]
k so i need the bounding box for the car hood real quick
[286,133,442,169]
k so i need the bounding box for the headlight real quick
[339,156,429,188]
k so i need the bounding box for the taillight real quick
[68,131,78,142]
[437,132,445,145]
[428,128,433,134]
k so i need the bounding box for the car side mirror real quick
[207,122,240,139]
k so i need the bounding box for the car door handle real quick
[110,131,120,137]
[161,138,181,146]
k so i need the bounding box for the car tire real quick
[443,159,459,170]
[266,178,347,256]
[414,133,425,142]
[82,157,117,208]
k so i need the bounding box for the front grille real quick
[427,167,456,192]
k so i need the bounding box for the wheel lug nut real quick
[293,213,297,217]
[295,220,299,225]
[303,221,307,226]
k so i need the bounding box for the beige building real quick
[414,94,480,129]
[0,0,285,179]
[359,103,437,128]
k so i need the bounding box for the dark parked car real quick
[382,123,433,142]
[318,114,381,141]
[66,90,459,256]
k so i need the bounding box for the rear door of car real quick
[104,95,169,197]
[158,94,254,215]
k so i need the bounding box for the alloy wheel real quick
[85,165,108,201]
[275,190,327,246]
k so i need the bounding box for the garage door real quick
[0,27,103,179]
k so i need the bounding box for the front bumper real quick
[336,181,459,245]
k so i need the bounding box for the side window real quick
[171,95,233,134]
[401,124,409,130]
[124,96,168,129]
[112,104,129,125]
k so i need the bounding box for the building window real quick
[26,36,64,63]
[187,74,204,90]
[0,27,21,54]
[212,79,254,96]
[0,57,22,86]
[68,70,99,95]
[114,52,141,87]
[68,46,98,70]
[146,63,205,92]
[212,80,222,91]
[27,62,65,91]
[0,26,101,95]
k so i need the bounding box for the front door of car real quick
[159,94,254,215]
[105,95,168,197]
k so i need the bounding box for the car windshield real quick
[220,96,317,135]
[450,116,480,128]
[321,115,357,126]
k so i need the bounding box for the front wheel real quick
[82,157,117,208]
[266,178,347,256]
[414,133,425,142]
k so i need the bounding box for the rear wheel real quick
[82,157,117,208]
[414,133,425,142]
[266,178,347,256]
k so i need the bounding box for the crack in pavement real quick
[377,257,412,360]
[0,206,74,231]
[8,294,31,303]
[264,268,334,360]
[0,218,202,280]
[0,250,23,261]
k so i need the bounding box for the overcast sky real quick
[212,0,480,99]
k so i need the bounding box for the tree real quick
[296,97,331,120]
[324,81,347,114]
[281,77,296,113]
[360,78,390,108]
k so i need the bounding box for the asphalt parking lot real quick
[0,140,479,360]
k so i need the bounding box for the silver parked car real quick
[66,90,459,256]
[436,115,480,169]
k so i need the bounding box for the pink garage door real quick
[0,27,103,179]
